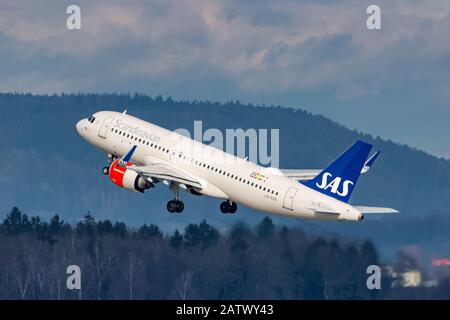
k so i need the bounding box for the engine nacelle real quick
[109,160,153,192]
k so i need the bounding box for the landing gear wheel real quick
[167,200,184,213]
[220,201,230,214]
[229,202,237,214]
[167,200,178,213]
[175,201,184,213]
[102,166,109,175]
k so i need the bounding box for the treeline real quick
[0,207,449,300]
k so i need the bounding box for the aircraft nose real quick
[76,119,87,135]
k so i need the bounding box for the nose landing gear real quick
[102,153,117,175]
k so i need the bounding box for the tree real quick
[170,229,183,249]
[138,224,162,239]
[1,207,31,235]
[76,213,96,236]
[96,220,114,235]
[184,220,219,251]
[113,222,127,238]
[256,217,275,239]
[48,215,64,236]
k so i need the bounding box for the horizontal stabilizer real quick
[280,169,321,181]
[354,206,398,214]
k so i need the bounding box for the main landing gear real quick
[167,200,184,213]
[167,182,184,213]
[220,201,237,214]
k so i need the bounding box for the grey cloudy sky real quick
[0,0,449,157]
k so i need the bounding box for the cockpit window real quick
[88,116,96,123]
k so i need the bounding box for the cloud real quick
[1,0,449,98]
[0,0,450,156]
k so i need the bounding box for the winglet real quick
[118,145,137,166]
[361,150,380,174]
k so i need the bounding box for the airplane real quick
[76,110,398,222]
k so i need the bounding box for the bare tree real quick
[175,271,194,300]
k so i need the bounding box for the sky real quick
[0,0,449,158]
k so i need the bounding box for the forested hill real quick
[0,93,449,252]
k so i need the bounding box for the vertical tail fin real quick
[302,140,372,202]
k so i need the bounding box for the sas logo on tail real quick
[316,172,354,197]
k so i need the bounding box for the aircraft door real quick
[98,116,114,139]
[282,187,298,211]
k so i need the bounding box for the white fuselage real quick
[76,111,362,221]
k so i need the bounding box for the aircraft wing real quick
[128,163,203,189]
[117,145,204,189]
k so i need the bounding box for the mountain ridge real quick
[0,93,449,242]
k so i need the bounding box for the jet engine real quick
[109,160,153,192]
